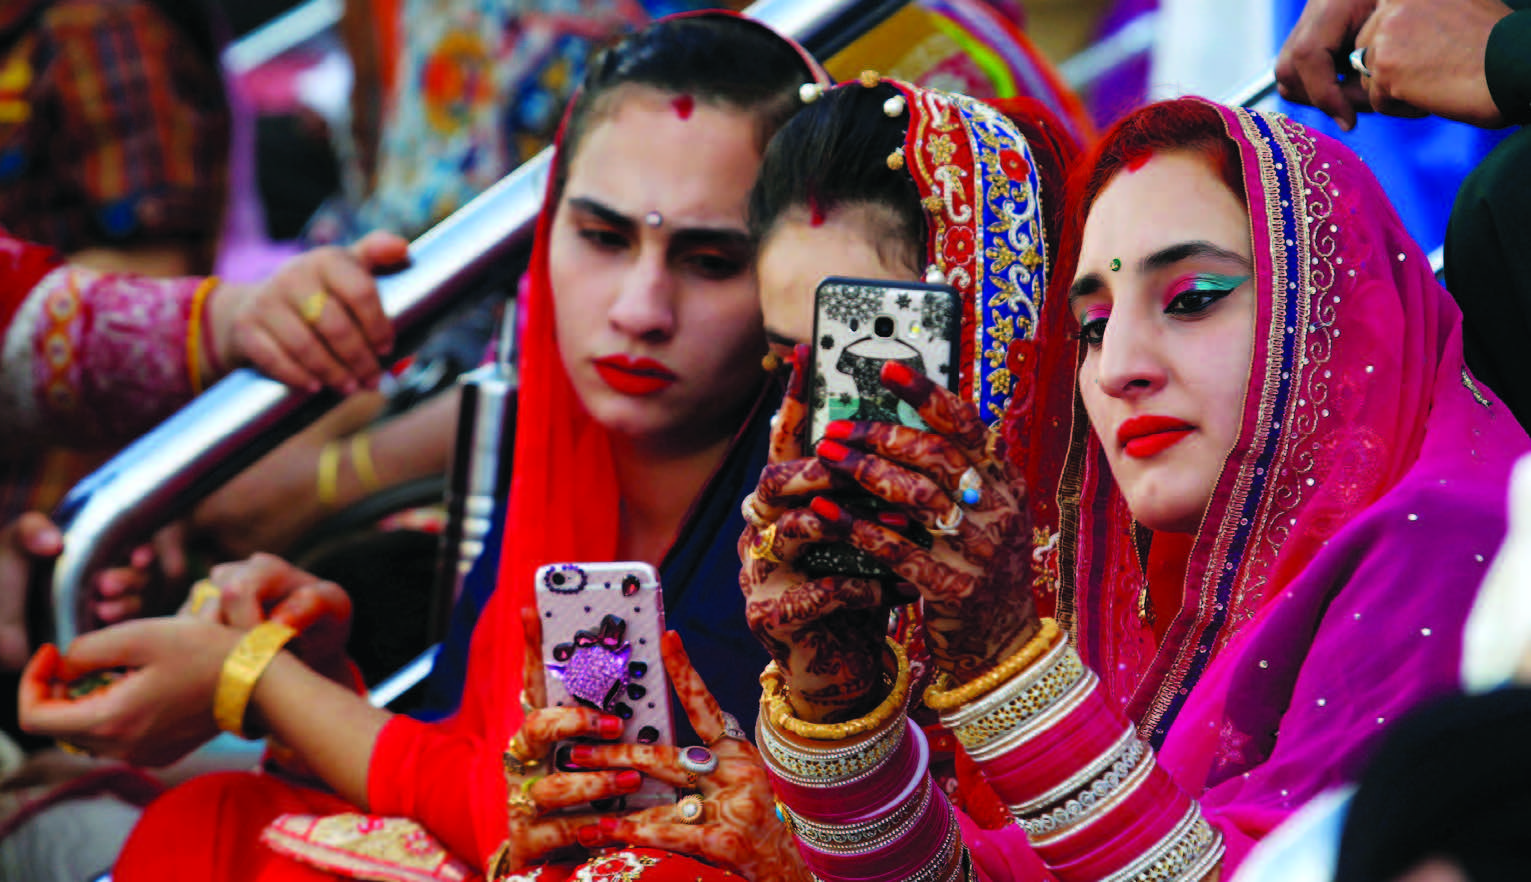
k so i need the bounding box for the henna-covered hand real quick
[740,346,894,723]
[488,609,655,873]
[812,361,1041,683]
[576,632,810,882]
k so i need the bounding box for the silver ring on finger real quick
[707,712,748,747]
[958,466,983,507]
[1349,46,1372,77]
[676,794,706,825]
[679,745,718,776]
[930,506,964,536]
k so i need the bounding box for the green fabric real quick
[1487,9,1531,123]
[1446,122,1531,429]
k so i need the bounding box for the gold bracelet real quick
[762,637,910,741]
[316,440,343,508]
[349,433,382,494]
[923,619,1062,711]
[214,621,297,738]
[186,276,220,396]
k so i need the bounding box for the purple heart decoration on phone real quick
[549,615,647,716]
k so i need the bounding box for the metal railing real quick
[42,0,913,648]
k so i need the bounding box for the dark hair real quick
[553,14,817,196]
[748,83,927,273]
[749,86,1081,276]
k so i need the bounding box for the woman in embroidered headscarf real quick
[740,95,1531,880]
[728,76,1080,880]
[19,13,832,881]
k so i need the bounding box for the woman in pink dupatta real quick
[744,95,1530,880]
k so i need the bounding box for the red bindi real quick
[671,95,694,120]
[1125,153,1151,172]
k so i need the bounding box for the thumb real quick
[351,231,410,270]
[57,621,162,676]
[14,512,63,558]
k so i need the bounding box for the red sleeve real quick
[368,714,509,866]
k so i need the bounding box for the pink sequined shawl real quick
[1053,100,1530,866]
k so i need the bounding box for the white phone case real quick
[535,561,675,810]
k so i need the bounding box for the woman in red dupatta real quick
[739,95,1530,880]
[21,13,834,882]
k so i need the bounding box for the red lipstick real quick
[1116,415,1194,459]
[593,355,678,396]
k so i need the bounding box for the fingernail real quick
[577,825,603,847]
[817,440,850,463]
[787,344,810,399]
[878,512,909,529]
[615,770,642,791]
[342,380,359,395]
[824,420,853,441]
[599,817,622,836]
[571,745,597,764]
[598,716,624,739]
[810,497,843,521]
[881,360,915,388]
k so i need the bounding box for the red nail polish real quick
[598,716,624,739]
[571,745,597,764]
[817,440,850,463]
[881,360,915,387]
[599,817,622,836]
[824,420,853,441]
[810,497,843,521]
[577,825,603,847]
[616,770,643,791]
[878,512,909,529]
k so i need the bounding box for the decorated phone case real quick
[535,561,676,810]
[800,277,960,579]
[805,276,962,448]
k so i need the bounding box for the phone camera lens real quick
[874,315,895,337]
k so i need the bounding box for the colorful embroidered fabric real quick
[0,231,200,520]
[262,814,475,882]
[313,0,745,244]
[891,78,1049,430]
[0,0,228,259]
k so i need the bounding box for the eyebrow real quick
[565,196,753,252]
[1067,240,1251,308]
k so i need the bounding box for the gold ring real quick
[741,492,771,529]
[300,290,328,325]
[57,740,92,757]
[983,432,1004,466]
[518,690,535,716]
[930,506,964,536]
[675,794,706,825]
[503,732,541,777]
[507,776,542,819]
[747,522,783,564]
[187,579,220,615]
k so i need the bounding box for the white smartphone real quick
[535,561,676,810]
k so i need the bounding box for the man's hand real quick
[1354,0,1513,127]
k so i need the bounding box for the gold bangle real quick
[214,621,298,738]
[316,440,342,508]
[923,619,1062,711]
[349,433,382,494]
[186,276,220,396]
[762,637,911,741]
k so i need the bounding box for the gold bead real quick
[859,69,882,88]
[887,149,905,171]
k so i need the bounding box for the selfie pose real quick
[19,14,833,881]
[744,93,1530,879]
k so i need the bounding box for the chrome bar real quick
[1230,70,1279,109]
[46,0,910,647]
[223,0,343,75]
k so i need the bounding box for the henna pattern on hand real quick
[812,367,1043,682]
[738,343,897,724]
[579,633,813,882]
